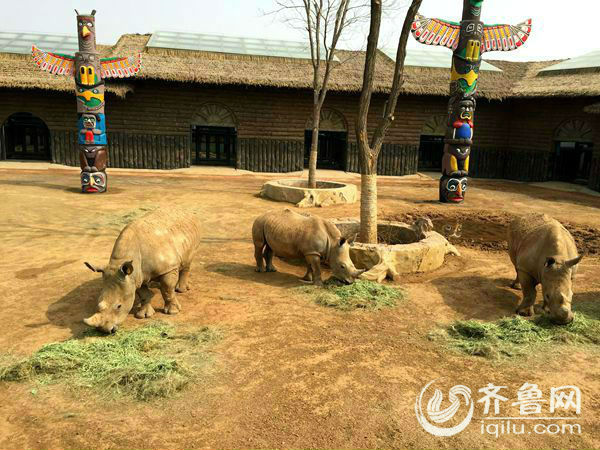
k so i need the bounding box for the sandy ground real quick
[0,166,599,450]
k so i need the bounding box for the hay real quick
[433,303,600,359]
[0,322,221,400]
[299,279,405,311]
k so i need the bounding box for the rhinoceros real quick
[252,209,364,285]
[83,208,202,333]
[508,213,582,324]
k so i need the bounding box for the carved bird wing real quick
[482,19,532,53]
[31,45,75,76]
[411,14,461,50]
[100,53,142,78]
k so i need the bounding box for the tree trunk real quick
[307,108,320,188]
[360,173,378,243]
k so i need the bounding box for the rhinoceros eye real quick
[116,304,122,309]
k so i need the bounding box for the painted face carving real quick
[76,13,96,53]
[459,99,474,120]
[440,176,468,203]
[81,171,107,193]
[82,114,97,129]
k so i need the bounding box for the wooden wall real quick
[1,85,600,191]
[346,143,418,176]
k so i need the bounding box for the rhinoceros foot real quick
[175,284,190,293]
[516,305,534,317]
[265,266,277,273]
[135,303,155,319]
[164,300,181,315]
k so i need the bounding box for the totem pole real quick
[411,1,531,203]
[32,10,141,193]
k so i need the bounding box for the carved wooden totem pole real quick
[32,10,141,193]
[411,1,531,203]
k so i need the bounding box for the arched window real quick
[418,114,447,171]
[304,108,348,170]
[191,103,237,166]
[553,119,594,183]
[2,112,51,161]
[554,119,593,143]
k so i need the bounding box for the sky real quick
[1,0,597,62]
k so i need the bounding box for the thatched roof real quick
[584,102,600,114]
[1,32,599,101]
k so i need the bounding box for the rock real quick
[331,218,460,280]
[260,179,357,207]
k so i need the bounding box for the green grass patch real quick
[0,322,221,400]
[432,302,600,359]
[299,279,406,311]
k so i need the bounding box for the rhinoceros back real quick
[253,209,338,259]
[111,208,202,282]
[508,213,577,276]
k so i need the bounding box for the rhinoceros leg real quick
[305,254,323,286]
[301,265,313,282]
[176,266,191,293]
[160,270,181,315]
[516,270,537,317]
[264,245,277,272]
[135,284,156,319]
[254,243,265,272]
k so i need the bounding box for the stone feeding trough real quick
[331,218,460,282]
[260,179,357,208]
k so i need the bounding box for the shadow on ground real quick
[205,261,306,288]
[432,275,521,321]
[31,278,103,337]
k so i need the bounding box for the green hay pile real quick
[433,302,600,359]
[0,322,221,400]
[299,279,405,311]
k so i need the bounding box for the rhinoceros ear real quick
[339,237,347,247]
[120,261,134,276]
[347,233,358,245]
[85,262,104,273]
[565,254,583,268]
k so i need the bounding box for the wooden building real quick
[0,31,599,191]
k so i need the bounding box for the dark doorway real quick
[554,141,593,184]
[418,134,444,171]
[191,126,236,166]
[304,130,347,170]
[3,112,51,160]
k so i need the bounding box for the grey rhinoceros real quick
[84,208,202,333]
[508,213,583,324]
[252,209,364,285]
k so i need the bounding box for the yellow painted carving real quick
[450,155,458,172]
[464,156,470,172]
[465,40,481,61]
[451,62,479,88]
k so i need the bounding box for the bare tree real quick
[355,0,422,243]
[275,0,367,188]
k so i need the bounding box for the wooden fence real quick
[588,154,600,192]
[237,138,303,172]
[51,130,190,169]
[469,147,554,182]
[346,143,418,176]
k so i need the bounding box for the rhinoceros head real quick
[541,255,583,324]
[83,261,137,333]
[329,235,364,284]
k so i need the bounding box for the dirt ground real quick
[0,168,599,450]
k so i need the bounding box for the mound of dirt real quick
[387,210,600,255]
